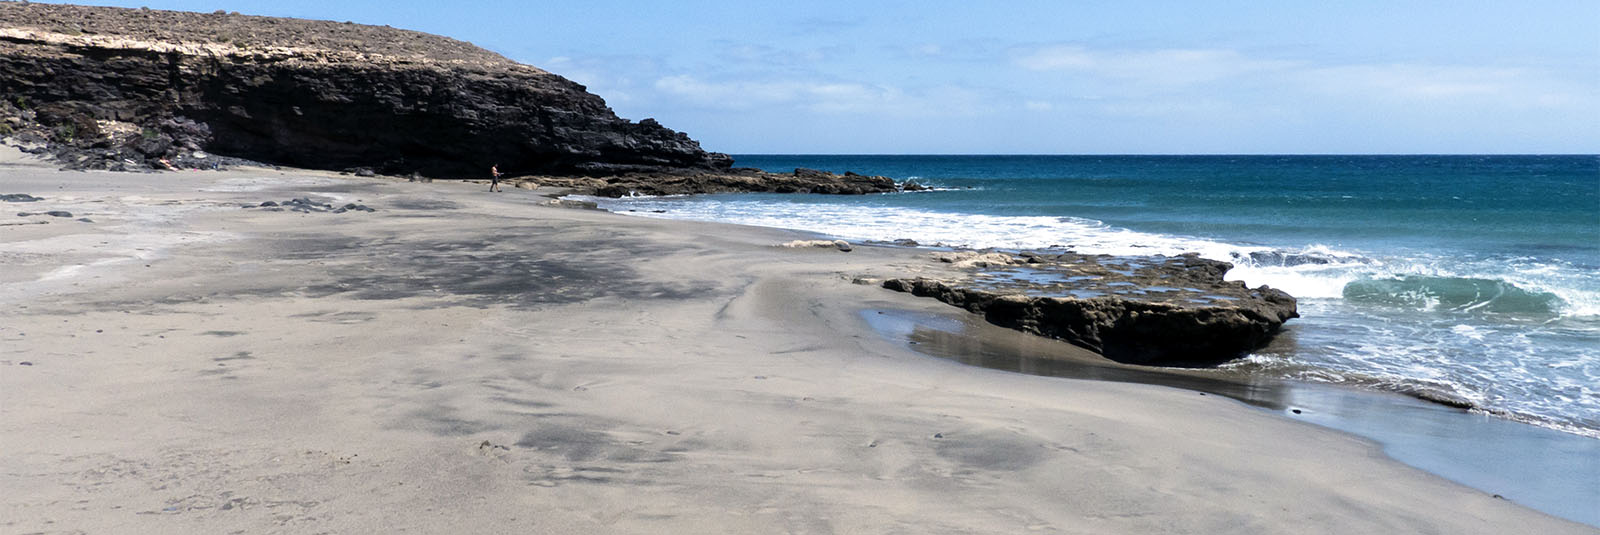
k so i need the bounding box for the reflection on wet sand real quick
[863,308,1292,409]
[863,308,1600,528]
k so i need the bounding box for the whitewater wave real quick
[585,196,1597,318]
[1231,348,1600,439]
[585,193,1600,436]
[1343,276,1564,315]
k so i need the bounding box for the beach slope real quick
[0,158,1590,533]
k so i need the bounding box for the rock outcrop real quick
[513,167,909,197]
[883,252,1298,366]
[0,3,732,177]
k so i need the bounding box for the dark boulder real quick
[882,252,1298,366]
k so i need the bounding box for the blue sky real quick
[40,1,1600,153]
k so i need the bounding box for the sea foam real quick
[588,192,1600,436]
[588,195,1596,317]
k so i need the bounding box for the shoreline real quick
[862,307,1600,526]
[582,172,1600,439]
[1,157,1594,532]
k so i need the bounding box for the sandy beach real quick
[2,151,1593,534]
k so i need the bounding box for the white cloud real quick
[1012,44,1597,123]
[1015,45,1096,71]
[534,41,1596,152]
[1099,98,1232,118]
[1015,45,1299,87]
[713,41,851,67]
[1297,63,1577,104]
[652,75,811,109]
[533,54,666,103]
[652,75,987,116]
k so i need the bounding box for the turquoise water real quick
[589,155,1600,436]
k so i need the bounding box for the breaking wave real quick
[586,192,1600,436]
[585,195,1595,318]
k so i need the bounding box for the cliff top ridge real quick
[0,2,534,70]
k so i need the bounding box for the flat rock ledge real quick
[882,251,1298,366]
[516,167,915,197]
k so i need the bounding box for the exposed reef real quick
[882,251,1299,366]
[515,167,917,197]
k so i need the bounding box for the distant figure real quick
[489,164,503,192]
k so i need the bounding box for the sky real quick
[33,0,1600,154]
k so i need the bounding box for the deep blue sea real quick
[588,155,1600,437]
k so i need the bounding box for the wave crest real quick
[1342,276,1564,315]
[586,195,1593,317]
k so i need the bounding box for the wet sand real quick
[1,153,1594,533]
[862,308,1600,526]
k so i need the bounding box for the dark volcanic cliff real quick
[0,3,733,177]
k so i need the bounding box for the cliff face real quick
[0,3,732,176]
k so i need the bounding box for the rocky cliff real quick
[0,3,738,178]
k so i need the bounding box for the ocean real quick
[586,155,1600,437]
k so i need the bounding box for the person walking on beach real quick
[489,164,503,192]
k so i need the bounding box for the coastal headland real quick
[0,3,907,195]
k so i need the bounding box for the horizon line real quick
[725,153,1600,157]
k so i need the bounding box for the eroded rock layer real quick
[516,167,910,197]
[0,3,731,177]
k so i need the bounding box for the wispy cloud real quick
[542,54,670,104]
[1297,63,1580,105]
[713,41,854,67]
[535,33,1596,152]
[886,39,1007,62]
[1011,43,1596,115]
[653,75,988,116]
[1014,45,1299,87]
[786,16,867,36]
